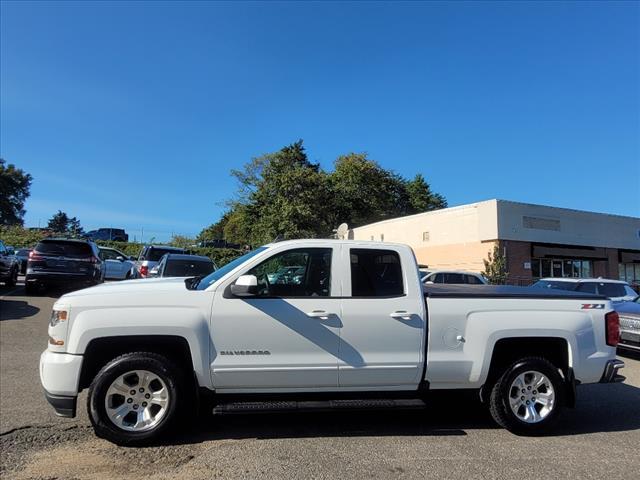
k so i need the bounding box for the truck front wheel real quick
[87,352,184,445]
[489,357,565,435]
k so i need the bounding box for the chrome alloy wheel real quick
[508,370,555,424]
[104,370,170,432]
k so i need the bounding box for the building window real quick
[422,231,430,242]
[619,263,640,286]
[531,258,592,279]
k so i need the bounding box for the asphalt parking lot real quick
[1,279,640,480]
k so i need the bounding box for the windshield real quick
[196,247,268,290]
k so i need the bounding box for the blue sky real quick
[1,1,638,242]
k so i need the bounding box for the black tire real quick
[24,282,39,295]
[87,352,184,446]
[488,357,564,435]
[6,267,18,287]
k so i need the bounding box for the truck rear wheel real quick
[87,352,184,445]
[489,357,564,435]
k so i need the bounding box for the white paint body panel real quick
[39,240,618,400]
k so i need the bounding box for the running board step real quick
[213,398,427,415]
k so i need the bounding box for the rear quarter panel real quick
[425,297,614,389]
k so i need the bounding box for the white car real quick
[532,278,637,302]
[99,247,137,280]
[423,270,487,285]
[41,239,623,445]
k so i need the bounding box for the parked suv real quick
[0,240,20,287]
[532,278,637,302]
[25,238,105,294]
[136,245,187,277]
[149,253,216,278]
[84,228,128,242]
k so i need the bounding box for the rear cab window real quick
[350,248,404,297]
[596,283,626,298]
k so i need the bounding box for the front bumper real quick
[39,350,82,418]
[599,359,625,383]
[44,391,77,418]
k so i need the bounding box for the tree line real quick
[198,140,447,245]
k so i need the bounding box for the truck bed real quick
[423,284,607,300]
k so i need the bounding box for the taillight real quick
[605,311,620,347]
[140,265,148,277]
[29,251,43,261]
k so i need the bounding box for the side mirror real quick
[426,280,434,284]
[231,274,258,297]
[116,256,125,262]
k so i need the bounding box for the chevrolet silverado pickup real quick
[40,239,624,445]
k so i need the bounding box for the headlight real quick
[50,309,68,327]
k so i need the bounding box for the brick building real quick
[349,199,640,287]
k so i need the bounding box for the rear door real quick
[338,246,426,388]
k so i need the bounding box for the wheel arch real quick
[78,334,205,391]
[480,336,574,406]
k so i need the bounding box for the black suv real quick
[0,240,20,287]
[25,238,105,294]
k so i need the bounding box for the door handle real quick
[306,310,333,319]
[389,311,412,320]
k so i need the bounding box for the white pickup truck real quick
[40,239,624,445]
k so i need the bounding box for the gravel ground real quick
[2,280,639,479]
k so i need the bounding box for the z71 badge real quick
[581,304,605,309]
[220,350,271,356]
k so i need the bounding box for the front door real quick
[210,247,341,391]
[338,247,425,388]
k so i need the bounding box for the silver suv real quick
[532,277,637,302]
[136,245,188,278]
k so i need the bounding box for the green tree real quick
[405,174,447,213]
[198,211,231,242]
[328,153,407,227]
[221,141,448,244]
[169,234,195,249]
[0,159,33,226]
[482,244,509,285]
[47,210,70,233]
[230,140,333,244]
[67,217,83,237]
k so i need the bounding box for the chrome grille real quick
[619,316,640,331]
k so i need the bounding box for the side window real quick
[443,273,465,284]
[466,275,482,285]
[433,273,444,284]
[598,283,626,298]
[248,248,332,297]
[350,249,403,297]
[101,249,117,260]
[576,282,597,294]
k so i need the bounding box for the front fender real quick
[67,306,213,389]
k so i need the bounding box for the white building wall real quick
[495,200,640,250]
